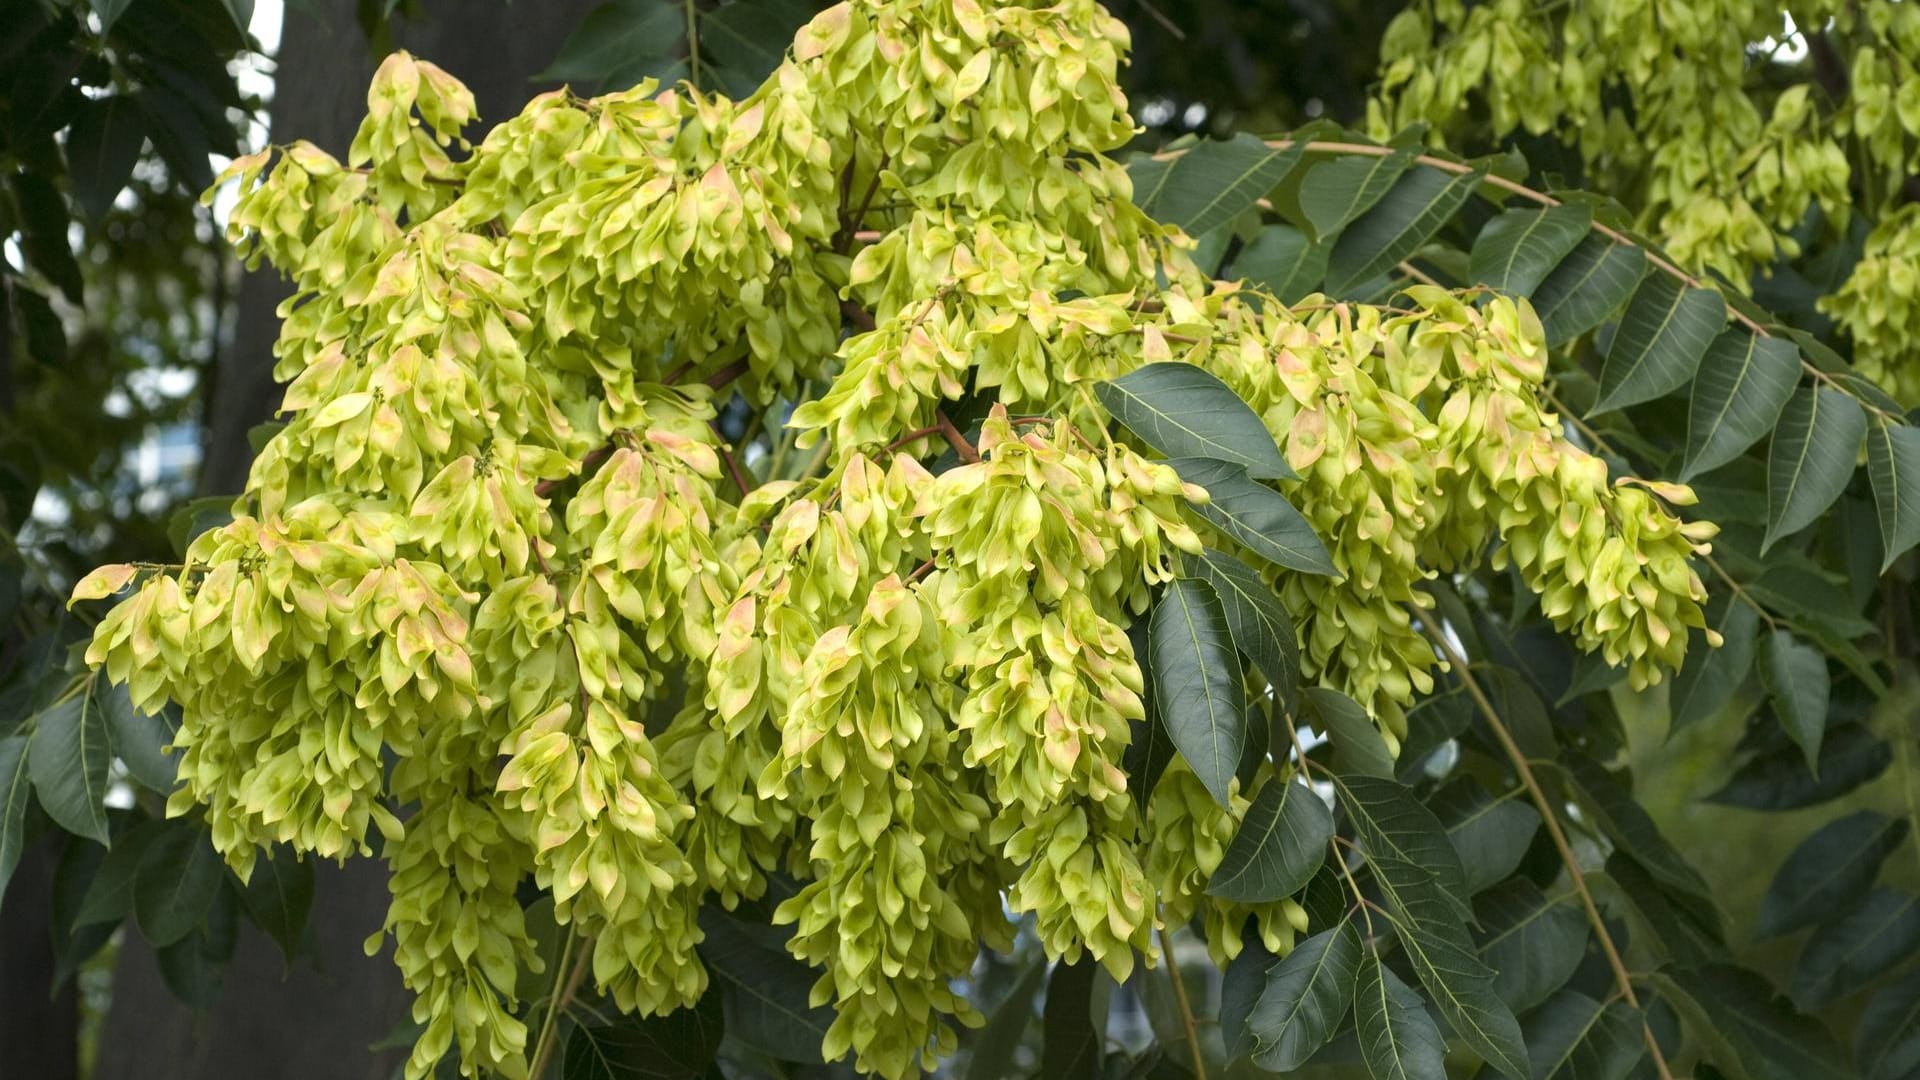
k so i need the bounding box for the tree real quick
[42,1,1920,1080]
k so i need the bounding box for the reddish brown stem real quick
[935,410,979,463]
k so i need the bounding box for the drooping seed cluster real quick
[76,1,1718,1077]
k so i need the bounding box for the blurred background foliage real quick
[2,0,1917,1077]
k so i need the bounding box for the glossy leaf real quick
[1681,330,1800,481]
[1207,776,1331,902]
[697,911,834,1063]
[1247,920,1361,1072]
[1325,165,1484,294]
[1593,274,1724,414]
[1522,990,1644,1080]
[563,987,723,1080]
[102,683,177,794]
[1754,810,1908,939]
[1128,134,1306,238]
[1667,597,1758,732]
[1235,224,1327,303]
[1355,950,1447,1080]
[1866,420,1920,570]
[134,821,226,947]
[1764,386,1867,552]
[1469,203,1592,297]
[1150,578,1246,808]
[1169,458,1334,575]
[1659,965,1853,1080]
[1791,888,1920,1008]
[1475,879,1589,1012]
[1757,630,1828,775]
[0,734,31,897]
[27,684,111,845]
[1707,723,1891,810]
[965,962,1046,1080]
[1041,958,1106,1080]
[1856,966,1920,1080]
[1433,781,1541,895]
[1297,147,1415,242]
[1532,236,1646,346]
[1308,686,1395,780]
[1188,549,1301,717]
[1096,364,1293,480]
[242,844,315,967]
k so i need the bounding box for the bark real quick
[0,834,81,1080]
[98,4,598,1078]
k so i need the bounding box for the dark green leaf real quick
[1247,920,1361,1071]
[1470,203,1593,297]
[696,911,833,1063]
[1866,420,1920,570]
[102,680,176,793]
[75,820,164,927]
[1128,134,1306,238]
[1207,776,1331,903]
[1324,165,1483,295]
[1856,966,1920,1080]
[1668,598,1758,733]
[1475,879,1589,1012]
[1307,687,1394,781]
[1764,386,1867,552]
[1658,965,1852,1080]
[1296,147,1415,242]
[1042,958,1106,1080]
[1556,758,1713,903]
[242,844,314,966]
[1221,936,1276,1061]
[89,0,138,32]
[1680,331,1800,481]
[1096,364,1293,480]
[1396,914,1531,1080]
[1188,549,1300,717]
[1335,774,1471,917]
[1169,458,1334,575]
[1354,950,1447,1080]
[1594,274,1724,414]
[0,734,31,897]
[66,93,146,220]
[1755,810,1908,939]
[1522,990,1644,1080]
[155,920,228,1009]
[1757,630,1827,775]
[563,986,723,1080]
[1150,578,1247,808]
[1433,782,1541,895]
[12,170,84,306]
[1707,724,1891,810]
[1532,236,1646,347]
[1791,888,1920,1008]
[1235,224,1327,303]
[965,961,1045,1080]
[135,820,226,947]
[28,684,111,844]
[536,0,684,86]
[700,0,815,97]
[1600,856,1725,970]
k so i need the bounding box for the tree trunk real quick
[98,5,598,1078]
[0,833,81,1080]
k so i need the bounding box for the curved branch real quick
[1419,620,1675,1080]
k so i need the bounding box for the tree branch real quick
[1419,620,1674,1080]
